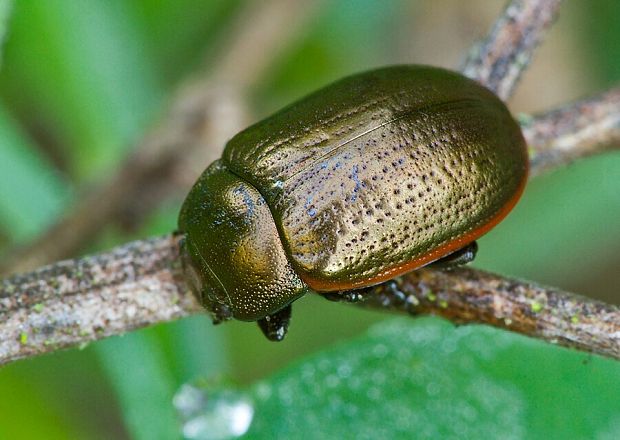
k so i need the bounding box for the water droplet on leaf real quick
[174,385,254,440]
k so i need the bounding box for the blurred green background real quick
[0,0,619,438]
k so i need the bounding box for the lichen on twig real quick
[361,267,620,360]
[0,235,199,365]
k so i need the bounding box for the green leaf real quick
[97,329,180,440]
[182,317,620,439]
[1,0,163,179]
[0,368,84,439]
[129,0,242,84]
[155,315,229,386]
[258,0,404,113]
[0,0,12,66]
[476,153,620,287]
[0,104,70,242]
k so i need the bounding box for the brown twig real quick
[363,269,620,359]
[522,87,620,176]
[0,235,199,365]
[0,0,319,277]
[461,0,563,100]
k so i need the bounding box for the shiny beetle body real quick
[179,65,528,340]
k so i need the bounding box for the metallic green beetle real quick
[178,65,528,341]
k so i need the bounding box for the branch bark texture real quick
[523,87,620,175]
[461,0,562,100]
[363,268,620,359]
[0,235,200,365]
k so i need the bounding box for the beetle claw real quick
[429,241,478,269]
[211,304,233,325]
[321,288,371,303]
[257,304,292,342]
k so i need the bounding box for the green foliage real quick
[0,1,619,438]
[1,1,163,178]
[182,318,620,439]
[0,0,12,65]
[0,105,70,242]
[251,318,620,439]
[96,331,180,440]
[476,154,620,287]
[257,0,404,113]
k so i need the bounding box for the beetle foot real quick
[429,241,478,269]
[257,304,292,342]
[210,303,233,325]
[321,288,371,303]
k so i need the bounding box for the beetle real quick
[178,65,528,341]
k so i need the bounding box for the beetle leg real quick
[430,241,478,268]
[320,287,372,303]
[257,304,292,342]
